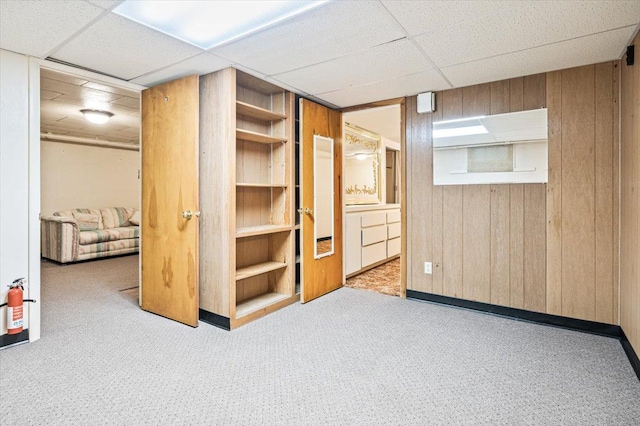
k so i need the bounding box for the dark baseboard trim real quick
[199,309,230,331]
[0,329,29,349]
[406,290,640,381]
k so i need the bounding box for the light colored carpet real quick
[345,258,400,297]
[1,255,639,425]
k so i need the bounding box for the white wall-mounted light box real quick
[432,108,548,185]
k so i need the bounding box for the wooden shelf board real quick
[236,224,291,238]
[237,182,287,188]
[236,261,287,281]
[236,292,289,318]
[236,129,286,144]
[236,101,286,122]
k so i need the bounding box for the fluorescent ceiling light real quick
[81,109,113,124]
[433,116,486,126]
[433,125,488,139]
[114,1,328,49]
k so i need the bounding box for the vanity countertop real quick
[345,204,401,213]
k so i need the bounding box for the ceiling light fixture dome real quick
[81,109,114,124]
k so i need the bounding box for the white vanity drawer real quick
[362,225,387,246]
[387,222,401,239]
[386,210,401,224]
[387,237,401,257]
[362,241,386,267]
[361,212,386,228]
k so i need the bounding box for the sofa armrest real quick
[41,216,79,263]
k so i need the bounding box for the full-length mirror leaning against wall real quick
[314,135,334,258]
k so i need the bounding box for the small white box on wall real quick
[417,92,435,114]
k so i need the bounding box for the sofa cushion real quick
[129,209,141,226]
[78,239,139,255]
[54,208,104,229]
[79,229,121,245]
[72,212,101,231]
[111,226,140,239]
[100,207,133,229]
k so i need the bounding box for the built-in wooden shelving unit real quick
[199,68,298,329]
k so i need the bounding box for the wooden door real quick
[300,98,343,302]
[141,75,200,327]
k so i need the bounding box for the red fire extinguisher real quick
[1,278,35,335]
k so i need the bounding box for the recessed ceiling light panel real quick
[113,0,328,50]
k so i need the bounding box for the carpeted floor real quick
[1,255,639,425]
[345,258,400,296]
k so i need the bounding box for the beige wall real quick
[620,33,640,355]
[41,141,139,216]
[406,62,620,325]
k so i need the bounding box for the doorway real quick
[38,65,143,332]
[341,103,404,297]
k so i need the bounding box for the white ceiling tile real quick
[272,39,432,95]
[85,0,122,9]
[441,26,636,87]
[416,1,640,67]
[211,1,406,75]
[314,68,451,108]
[0,0,104,57]
[50,13,203,80]
[382,1,520,37]
[130,53,231,86]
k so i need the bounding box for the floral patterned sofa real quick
[41,207,140,263]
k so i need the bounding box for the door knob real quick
[297,207,313,215]
[182,210,200,219]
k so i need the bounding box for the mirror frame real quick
[313,134,335,259]
[344,124,382,205]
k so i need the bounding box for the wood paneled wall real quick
[406,62,619,324]
[620,32,640,355]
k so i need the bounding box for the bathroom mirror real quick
[314,135,334,259]
[344,124,381,205]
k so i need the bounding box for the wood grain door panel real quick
[141,75,200,327]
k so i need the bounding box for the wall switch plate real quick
[424,262,432,274]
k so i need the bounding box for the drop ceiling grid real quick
[315,68,451,108]
[0,0,104,58]
[48,13,203,80]
[210,0,407,76]
[131,52,231,86]
[272,39,434,96]
[413,1,640,68]
[381,0,522,38]
[441,26,637,88]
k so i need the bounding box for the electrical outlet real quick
[424,262,432,274]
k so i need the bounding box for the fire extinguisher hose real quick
[0,299,36,307]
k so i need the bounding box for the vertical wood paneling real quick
[523,184,546,312]
[440,88,464,298]
[463,185,491,302]
[546,70,563,315]
[405,96,414,290]
[509,184,525,308]
[490,185,511,305]
[509,77,524,111]
[561,65,596,321]
[620,32,640,354]
[490,80,510,114]
[431,105,444,295]
[523,74,546,110]
[405,65,619,327]
[594,62,614,324]
[408,96,433,292]
[611,62,620,323]
[442,186,463,298]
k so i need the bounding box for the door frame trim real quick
[339,97,407,298]
[28,58,147,342]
